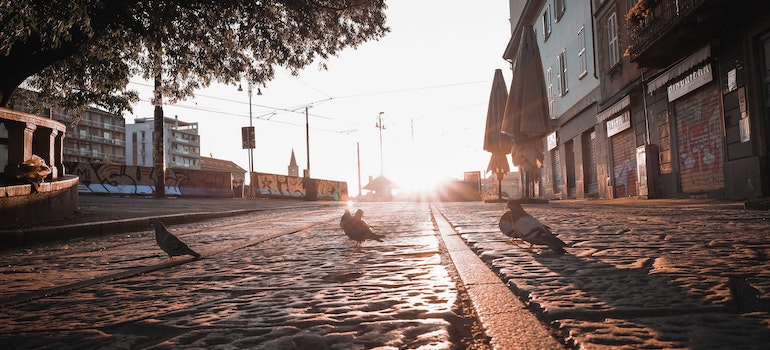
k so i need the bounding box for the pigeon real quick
[340,209,385,247]
[150,219,201,259]
[498,200,568,254]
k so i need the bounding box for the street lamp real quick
[375,112,385,176]
[238,82,261,198]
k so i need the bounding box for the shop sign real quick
[606,111,631,138]
[667,64,713,102]
[546,131,557,151]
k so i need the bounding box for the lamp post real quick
[376,112,385,176]
[305,106,310,178]
[238,82,261,198]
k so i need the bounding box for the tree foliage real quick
[0,0,389,113]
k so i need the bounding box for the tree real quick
[1,0,388,196]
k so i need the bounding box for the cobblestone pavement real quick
[1,203,486,349]
[433,201,770,349]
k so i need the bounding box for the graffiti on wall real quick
[252,172,348,201]
[67,162,233,197]
[675,99,724,193]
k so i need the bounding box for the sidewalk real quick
[0,194,335,248]
[434,199,770,349]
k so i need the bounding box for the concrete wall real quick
[67,162,233,197]
[251,172,348,201]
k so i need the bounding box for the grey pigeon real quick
[150,219,201,259]
[498,200,567,254]
[340,209,385,247]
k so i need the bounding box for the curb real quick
[431,204,565,350]
[0,209,259,250]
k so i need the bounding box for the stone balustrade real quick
[1,107,78,227]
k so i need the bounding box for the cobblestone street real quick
[435,200,770,349]
[2,199,769,349]
[1,203,478,349]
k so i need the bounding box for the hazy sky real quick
[127,1,513,195]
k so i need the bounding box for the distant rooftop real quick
[200,156,246,173]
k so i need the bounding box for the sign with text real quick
[667,64,713,102]
[606,111,631,138]
[547,131,558,151]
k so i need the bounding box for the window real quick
[578,25,588,78]
[558,50,568,96]
[546,67,554,100]
[607,12,620,67]
[542,4,552,41]
[555,0,566,21]
[546,67,555,118]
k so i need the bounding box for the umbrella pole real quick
[520,171,526,199]
[498,176,503,200]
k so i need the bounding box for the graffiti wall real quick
[674,84,724,193]
[252,172,348,201]
[67,162,233,197]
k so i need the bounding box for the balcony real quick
[627,0,770,68]
[627,0,710,68]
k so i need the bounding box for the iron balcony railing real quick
[627,0,705,61]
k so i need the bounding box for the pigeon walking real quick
[150,219,201,259]
[340,209,385,247]
[498,200,567,254]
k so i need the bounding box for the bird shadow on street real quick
[525,252,770,348]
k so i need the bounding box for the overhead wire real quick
[127,78,490,134]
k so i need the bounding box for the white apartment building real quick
[126,116,201,170]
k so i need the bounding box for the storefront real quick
[670,65,724,195]
[645,46,725,198]
[598,96,637,198]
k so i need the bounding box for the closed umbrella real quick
[483,69,512,201]
[502,25,552,199]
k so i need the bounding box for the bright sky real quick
[126,1,513,196]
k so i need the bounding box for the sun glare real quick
[396,175,441,193]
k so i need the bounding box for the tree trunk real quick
[153,67,166,198]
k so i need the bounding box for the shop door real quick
[673,83,723,193]
[583,129,599,196]
[611,129,637,197]
[551,148,562,194]
[565,140,576,198]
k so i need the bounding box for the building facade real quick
[200,156,246,198]
[126,116,201,170]
[507,0,602,200]
[627,0,770,200]
[593,0,647,199]
[507,0,770,200]
[8,96,126,165]
[58,108,126,165]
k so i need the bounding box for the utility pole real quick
[305,106,310,177]
[238,82,256,198]
[357,141,362,197]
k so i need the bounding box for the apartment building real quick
[126,116,201,170]
[507,0,770,200]
[8,96,126,165]
[506,0,602,199]
[58,108,126,164]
